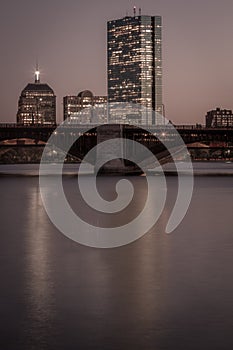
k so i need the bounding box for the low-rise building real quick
[63,90,107,124]
[206,108,233,128]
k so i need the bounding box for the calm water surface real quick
[0,163,233,350]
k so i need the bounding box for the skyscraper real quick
[17,68,56,125]
[107,9,162,125]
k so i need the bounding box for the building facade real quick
[17,70,56,125]
[206,108,233,128]
[107,10,162,125]
[63,90,107,124]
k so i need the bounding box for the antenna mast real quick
[35,61,40,83]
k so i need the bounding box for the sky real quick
[0,0,233,124]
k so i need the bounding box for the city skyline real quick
[1,0,233,124]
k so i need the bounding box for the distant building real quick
[107,9,163,124]
[63,90,107,124]
[206,108,233,128]
[17,68,56,125]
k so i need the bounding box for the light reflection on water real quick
[23,186,56,344]
[0,165,233,349]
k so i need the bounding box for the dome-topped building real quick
[63,90,107,123]
[17,68,56,125]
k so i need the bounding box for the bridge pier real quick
[94,124,142,175]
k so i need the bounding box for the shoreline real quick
[0,161,233,177]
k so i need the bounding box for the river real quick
[0,162,233,349]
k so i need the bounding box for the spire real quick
[133,6,136,17]
[35,62,40,83]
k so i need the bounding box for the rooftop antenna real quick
[139,7,142,16]
[35,60,40,83]
[133,6,136,17]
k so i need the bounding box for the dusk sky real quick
[1,0,233,124]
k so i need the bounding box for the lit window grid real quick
[17,94,56,125]
[63,95,108,123]
[108,15,163,125]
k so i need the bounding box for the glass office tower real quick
[107,12,162,125]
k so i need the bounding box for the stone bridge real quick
[0,123,232,173]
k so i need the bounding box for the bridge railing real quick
[175,125,233,131]
[0,123,57,128]
[175,125,204,129]
[0,123,232,131]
